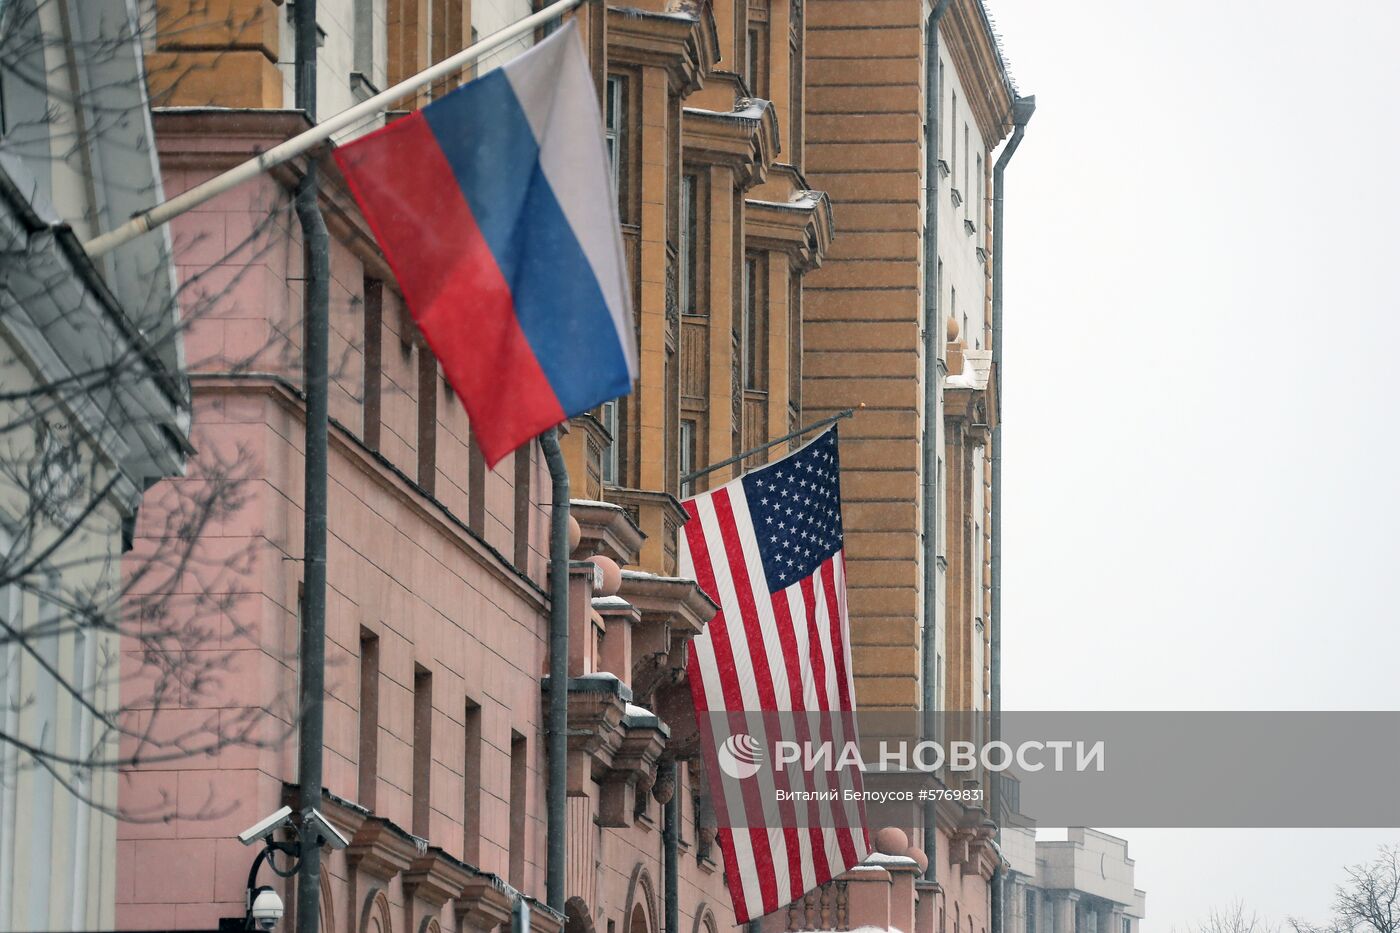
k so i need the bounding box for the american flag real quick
[680,427,869,923]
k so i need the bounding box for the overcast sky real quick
[986,0,1400,929]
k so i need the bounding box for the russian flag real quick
[333,21,636,467]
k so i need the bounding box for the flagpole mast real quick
[539,428,569,913]
[292,0,330,929]
[82,0,587,259]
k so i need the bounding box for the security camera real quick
[249,886,284,932]
[238,806,295,847]
[300,807,350,851]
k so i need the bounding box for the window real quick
[416,348,438,493]
[533,0,561,39]
[964,123,970,213]
[1026,891,1037,933]
[357,629,380,809]
[976,153,984,225]
[508,730,528,886]
[679,419,696,497]
[743,255,767,390]
[513,447,532,568]
[679,173,698,315]
[430,0,469,96]
[788,276,801,410]
[788,11,804,169]
[949,90,957,182]
[1122,919,1131,933]
[747,29,759,91]
[412,665,433,837]
[599,399,619,485]
[363,277,383,450]
[352,0,376,92]
[467,430,486,532]
[605,75,624,203]
[463,699,482,860]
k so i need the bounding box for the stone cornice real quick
[940,0,1016,149]
[153,108,397,287]
[744,185,834,271]
[404,848,476,910]
[571,497,647,566]
[607,4,719,96]
[347,816,425,882]
[682,99,779,189]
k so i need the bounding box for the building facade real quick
[1001,828,1148,933]
[121,1,830,932]
[0,0,188,927]
[801,1,1022,932]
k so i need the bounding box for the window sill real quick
[350,71,381,102]
[950,188,963,207]
[976,246,989,264]
[965,219,977,236]
[937,159,951,178]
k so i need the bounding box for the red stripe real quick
[821,560,854,713]
[798,577,829,710]
[332,113,564,466]
[770,587,834,887]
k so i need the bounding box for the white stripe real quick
[783,583,820,711]
[503,22,637,378]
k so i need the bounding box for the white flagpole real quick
[83,0,586,259]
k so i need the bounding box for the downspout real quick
[920,0,952,886]
[663,760,679,933]
[540,428,570,912]
[989,93,1034,933]
[292,0,331,930]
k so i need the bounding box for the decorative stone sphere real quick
[568,516,582,554]
[906,845,929,873]
[946,314,960,342]
[875,826,909,855]
[589,554,623,597]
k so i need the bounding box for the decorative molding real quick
[607,4,719,96]
[745,188,834,271]
[682,99,779,190]
[939,0,1016,147]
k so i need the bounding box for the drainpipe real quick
[292,0,330,930]
[989,93,1034,933]
[540,428,570,912]
[920,0,952,887]
[663,760,679,933]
